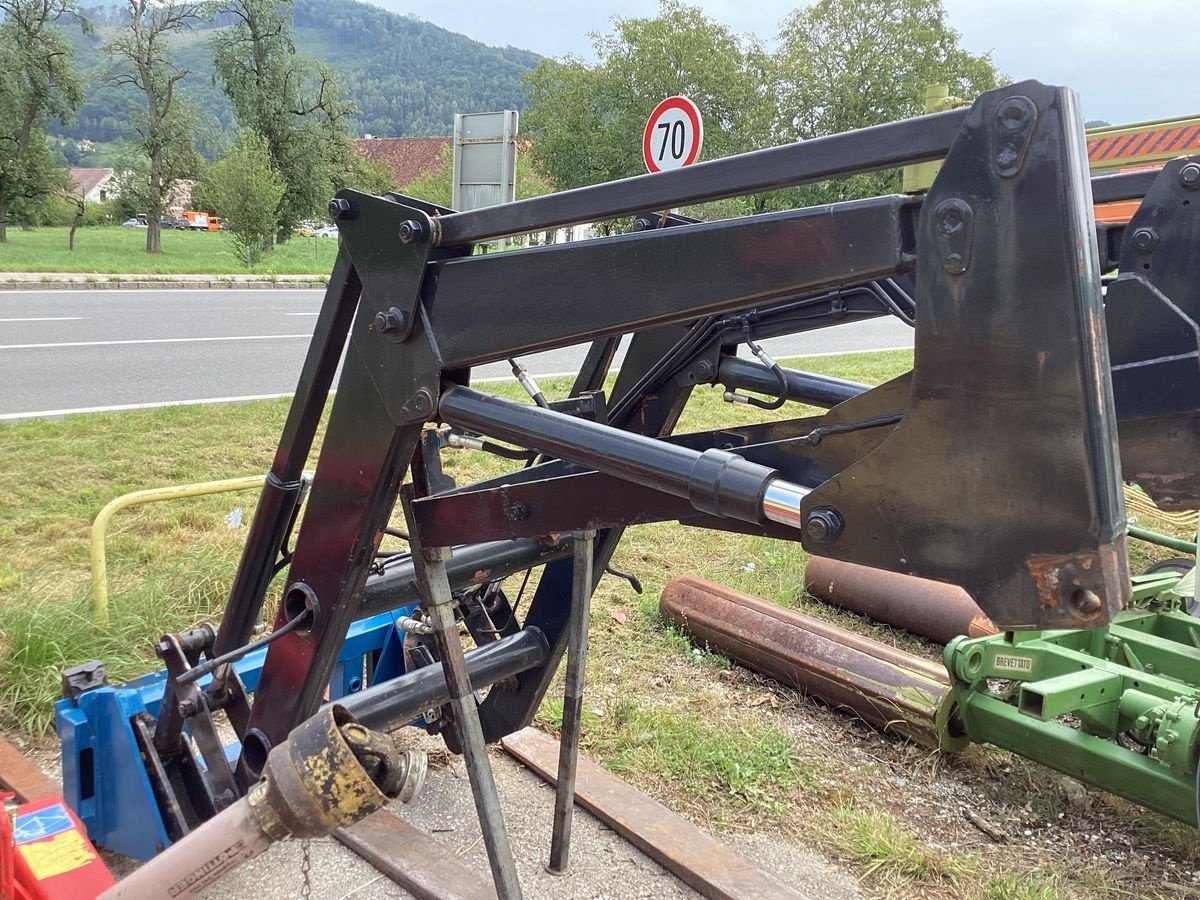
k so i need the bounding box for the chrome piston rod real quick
[438,386,812,530]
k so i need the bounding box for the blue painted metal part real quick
[55,606,417,861]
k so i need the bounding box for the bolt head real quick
[939,208,964,235]
[1180,163,1200,190]
[329,198,354,220]
[506,502,530,521]
[398,219,426,244]
[409,388,434,416]
[374,307,407,335]
[803,506,844,544]
[997,98,1033,132]
[1132,227,1158,252]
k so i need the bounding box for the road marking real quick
[0,316,86,322]
[0,334,311,351]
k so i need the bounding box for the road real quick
[0,288,913,421]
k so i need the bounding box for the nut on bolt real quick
[398,219,426,244]
[804,506,844,544]
[1132,227,1158,252]
[506,502,530,521]
[374,307,407,335]
[1180,162,1200,190]
[328,198,355,221]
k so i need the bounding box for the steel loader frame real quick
[57,79,1200,889]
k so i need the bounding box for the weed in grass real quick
[827,805,975,885]
[0,564,21,591]
[986,872,1066,900]
[0,546,240,734]
[658,624,733,670]
[585,697,812,815]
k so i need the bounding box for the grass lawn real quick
[0,226,338,275]
[1,346,1194,898]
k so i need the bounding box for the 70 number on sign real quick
[642,96,704,174]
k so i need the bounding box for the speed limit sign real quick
[642,96,704,174]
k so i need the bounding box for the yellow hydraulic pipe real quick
[91,475,268,624]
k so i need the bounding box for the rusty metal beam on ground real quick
[335,809,496,900]
[660,576,965,751]
[0,737,59,802]
[501,727,805,900]
[804,557,997,645]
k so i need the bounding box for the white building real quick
[69,167,117,203]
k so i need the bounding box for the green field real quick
[0,226,338,275]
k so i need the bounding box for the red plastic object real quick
[7,796,113,900]
[1,792,15,900]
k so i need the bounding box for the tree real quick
[337,154,396,198]
[106,0,206,254]
[62,187,85,251]
[212,0,359,242]
[522,0,1002,215]
[196,130,286,267]
[774,0,1002,206]
[522,2,771,199]
[0,0,86,242]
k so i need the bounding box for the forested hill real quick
[60,0,541,144]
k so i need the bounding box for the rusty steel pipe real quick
[660,576,966,751]
[804,557,997,645]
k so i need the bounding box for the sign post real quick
[642,96,704,174]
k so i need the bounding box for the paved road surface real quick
[0,288,913,421]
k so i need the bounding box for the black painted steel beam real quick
[429,196,918,369]
[433,107,968,245]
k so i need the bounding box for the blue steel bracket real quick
[55,608,415,861]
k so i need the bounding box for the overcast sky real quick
[371,0,1195,126]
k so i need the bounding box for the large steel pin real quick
[547,529,596,874]
[400,487,524,899]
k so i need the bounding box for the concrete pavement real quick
[197,733,862,900]
[0,288,913,421]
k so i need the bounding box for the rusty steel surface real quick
[0,737,59,802]
[335,809,496,900]
[804,557,997,645]
[660,576,963,751]
[501,728,805,900]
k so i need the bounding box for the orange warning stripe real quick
[1088,124,1200,163]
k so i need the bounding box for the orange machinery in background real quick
[1088,116,1200,222]
[181,210,223,232]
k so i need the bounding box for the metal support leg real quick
[547,530,596,874]
[400,488,524,900]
